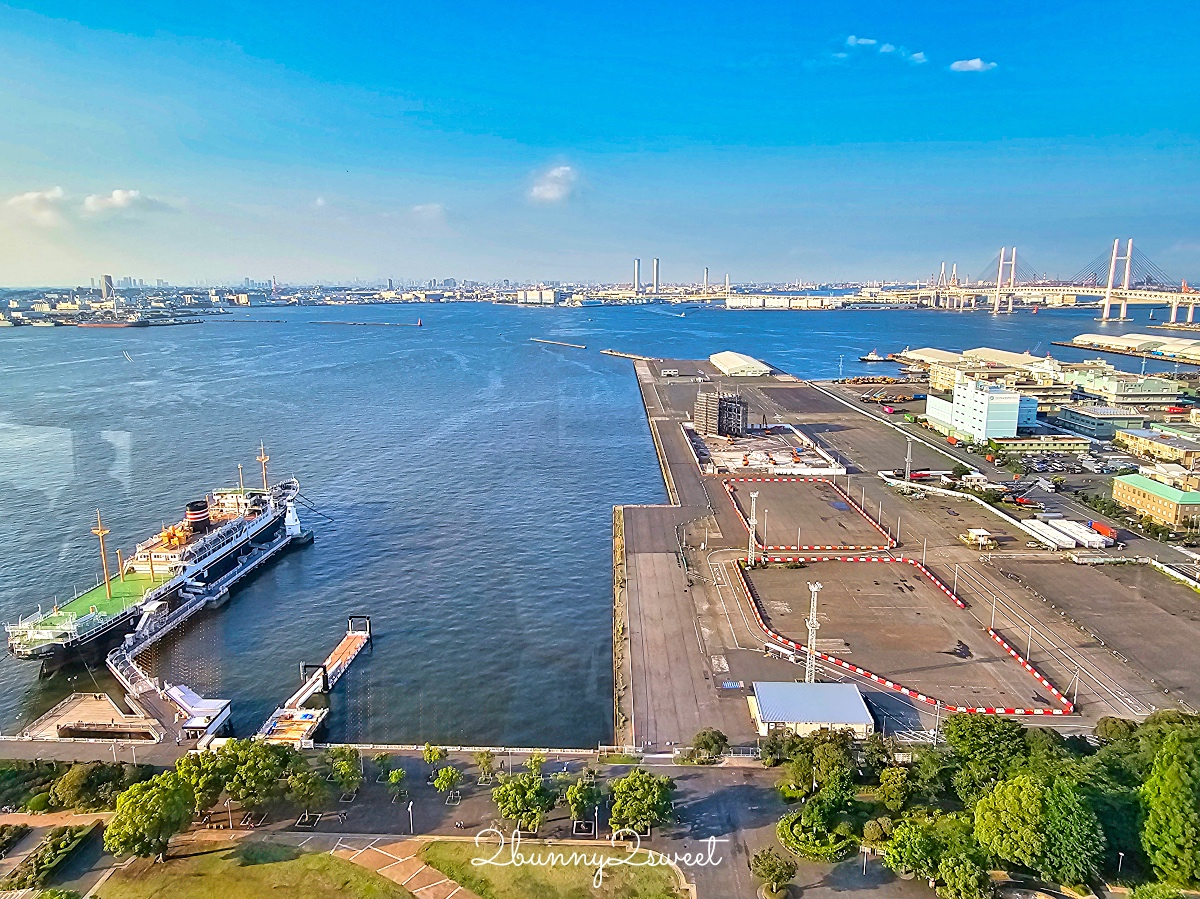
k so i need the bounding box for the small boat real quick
[859,349,887,362]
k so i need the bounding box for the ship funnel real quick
[185,499,211,533]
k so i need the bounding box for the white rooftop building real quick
[748,682,875,738]
[925,374,1038,442]
[709,351,772,377]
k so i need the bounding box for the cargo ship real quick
[6,456,308,673]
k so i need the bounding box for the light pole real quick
[797,526,802,551]
[408,800,414,834]
[748,492,760,565]
[1118,851,1124,873]
[805,582,822,684]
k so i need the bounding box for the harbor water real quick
[0,303,1175,746]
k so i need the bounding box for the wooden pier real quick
[260,616,372,746]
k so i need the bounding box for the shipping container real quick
[882,405,895,414]
[947,436,958,446]
[1023,519,1076,549]
[1047,519,1112,549]
[903,413,916,422]
[1088,520,1120,540]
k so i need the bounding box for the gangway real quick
[260,617,372,746]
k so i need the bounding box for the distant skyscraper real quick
[387,278,393,290]
[703,267,708,294]
[633,258,641,294]
[652,258,659,294]
[101,274,113,300]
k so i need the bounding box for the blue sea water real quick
[0,303,1176,746]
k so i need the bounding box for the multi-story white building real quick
[925,374,1038,442]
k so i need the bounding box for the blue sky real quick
[2,1,1199,285]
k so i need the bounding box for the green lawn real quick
[420,840,685,899]
[97,842,414,899]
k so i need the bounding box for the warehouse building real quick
[748,682,875,739]
[709,351,772,377]
[1113,473,1200,527]
[1055,405,1147,440]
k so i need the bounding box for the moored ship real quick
[6,451,308,674]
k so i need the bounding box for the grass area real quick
[421,840,685,899]
[97,842,414,899]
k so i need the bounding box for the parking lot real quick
[726,478,891,549]
[745,561,1062,711]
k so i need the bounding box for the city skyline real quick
[2,1,1199,286]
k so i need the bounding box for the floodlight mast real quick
[748,491,759,565]
[805,581,822,684]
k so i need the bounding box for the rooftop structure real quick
[1055,404,1147,440]
[694,391,748,437]
[747,681,875,738]
[709,351,771,377]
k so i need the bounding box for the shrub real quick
[24,792,50,813]
[777,811,858,862]
[863,819,884,843]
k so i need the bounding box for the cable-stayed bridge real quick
[879,240,1195,321]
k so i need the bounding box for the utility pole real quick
[805,581,822,684]
[748,491,759,565]
[904,437,913,483]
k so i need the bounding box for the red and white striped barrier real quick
[733,558,1073,717]
[987,628,1075,713]
[723,478,895,551]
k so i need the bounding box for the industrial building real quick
[1114,429,1200,468]
[1113,473,1200,527]
[990,434,1090,454]
[747,682,875,739]
[709,351,771,377]
[1060,365,1183,408]
[1055,405,1147,440]
[694,391,748,437]
[924,375,1038,442]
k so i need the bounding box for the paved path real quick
[329,836,482,899]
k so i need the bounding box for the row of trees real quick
[763,712,1200,895]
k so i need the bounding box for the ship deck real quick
[21,571,171,637]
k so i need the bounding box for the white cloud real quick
[82,189,171,215]
[908,51,928,64]
[879,43,895,53]
[843,35,926,65]
[950,58,997,72]
[529,165,578,204]
[314,196,326,207]
[846,35,876,46]
[6,186,67,226]
[411,203,447,223]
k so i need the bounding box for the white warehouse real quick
[709,351,772,377]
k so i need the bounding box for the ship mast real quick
[238,463,245,495]
[257,442,270,491]
[92,510,113,600]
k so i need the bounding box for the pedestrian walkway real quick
[330,837,481,899]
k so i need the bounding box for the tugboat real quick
[859,349,887,362]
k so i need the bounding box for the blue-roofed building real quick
[748,682,875,739]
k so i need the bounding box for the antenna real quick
[257,442,270,490]
[805,581,822,683]
[92,510,113,600]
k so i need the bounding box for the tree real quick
[220,740,289,810]
[433,766,463,793]
[811,729,854,786]
[526,752,547,775]
[286,770,328,817]
[945,715,1028,804]
[174,750,228,814]
[608,768,675,832]
[878,767,912,813]
[885,819,940,879]
[472,750,495,778]
[937,854,992,899]
[1095,717,1138,742]
[863,732,895,780]
[750,847,796,895]
[372,752,391,774]
[327,748,363,795]
[863,819,885,843]
[1129,885,1186,899]
[912,746,954,800]
[565,778,603,820]
[1140,730,1200,885]
[761,729,807,766]
[491,772,556,832]
[103,772,194,860]
[778,749,815,798]
[974,774,1103,885]
[692,727,729,760]
[422,744,447,767]
[387,768,407,796]
[951,463,972,479]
